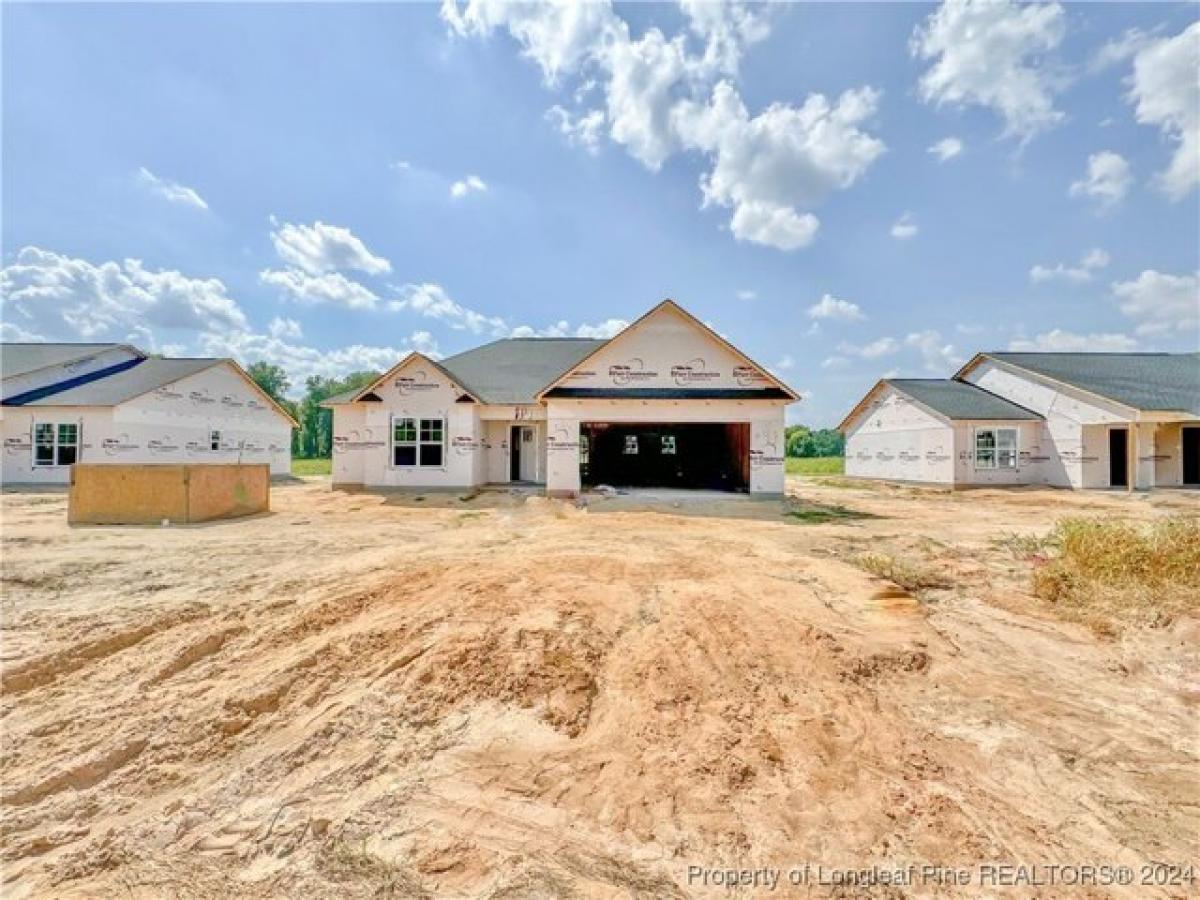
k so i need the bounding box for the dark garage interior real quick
[580,422,750,492]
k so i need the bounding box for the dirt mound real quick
[2,481,1196,897]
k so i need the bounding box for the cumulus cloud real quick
[200,329,429,394]
[838,336,899,359]
[449,174,488,198]
[673,82,884,250]
[0,246,247,340]
[1111,269,1199,336]
[1125,22,1199,201]
[389,282,508,335]
[736,289,757,301]
[807,293,865,321]
[137,167,209,211]
[268,316,303,340]
[1030,247,1110,284]
[1069,151,1132,209]
[1008,329,1138,352]
[443,0,883,251]
[927,136,964,161]
[890,211,918,240]
[509,318,628,339]
[911,0,1065,141]
[269,219,392,276]
[546,106,606,152]
[904,330,962,372]
[260,269,380,310]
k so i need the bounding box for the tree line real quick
[785,424,844,458]
[247,362,376,459]
[249,361,845,460]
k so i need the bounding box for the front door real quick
[1109,428,1128,488]
[509,426,521,481]
[518,426,537,481]
[1183,427,1200,485]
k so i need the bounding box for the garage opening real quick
[580,423,749,492]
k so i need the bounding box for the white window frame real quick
[391,416,445,468]
[210,429,222,451]
[32,421,80,468]
[974,426,1018,470]
[623,434,638,455]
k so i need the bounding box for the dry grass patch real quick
[852,552,954,593]
[1031,517,1200,632]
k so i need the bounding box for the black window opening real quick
[1184,428,1200,486]
[393,416,444,468]
[34,422,78,467]
[580,422,750,492]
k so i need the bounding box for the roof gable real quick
[13,357,300,427]
[1,342,143,380]
[959,352,1200,415]
[344,351,481,405]
[538,299,800,400]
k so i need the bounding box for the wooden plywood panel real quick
[68,464,269,525]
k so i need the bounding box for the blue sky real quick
[3,1,1197,426]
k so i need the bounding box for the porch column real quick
[1134,422,1157,490]
[545,417,581,497]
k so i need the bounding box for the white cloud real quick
[1125,22,1199,201]
[890,211,918,240]
[509,317,628,339]
[1111,269,1199,336]
[1030,247,1110,284]
[268,316,303,339]
[1090,27,1158,72]
[389,282,507,335]
[807,293,865,321]
[673,81,884,250]
[200,329,426,395]
[821,355,849,369]
[774,354,795,371]
[574,318,628,338]
[546,105,606,153]
[450,174,488,198]
[736,289,757,301]
[911,0,1065,141]
[905,330,962,372]
[260,269,379,310]
[445,1,883,252]
[927,136,964,161]
[839,336,899,359]
[1008,329,1138,352]
[1069,151,1132,209]
[137,167,209,211]
[0,246,248,340]
[269,219,391,276]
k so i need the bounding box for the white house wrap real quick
[324,299,798,498]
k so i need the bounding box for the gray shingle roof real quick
[982,352,1200,414]
[887,379,1042,420]
[18,357,222,406]
[438,338,607,404]
[1,343,136,379]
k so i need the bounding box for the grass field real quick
[292,457,332,476]
[786,456,844,476]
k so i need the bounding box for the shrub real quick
[853,553,954,593]
[1032,517,1200,631]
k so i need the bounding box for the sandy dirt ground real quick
[1,477,1197,898]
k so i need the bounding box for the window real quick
[661,435,676,455]
[33,422,79,466]
[392,417,444,467]
[975,427,1017,469]
[210,430,221,451]
[419,418,444,466]
[623,434,638,455]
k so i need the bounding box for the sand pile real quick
[1,482,1195,897]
